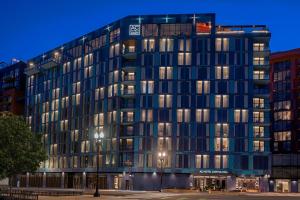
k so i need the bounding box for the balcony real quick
[121,73,135,84]
[121,117,134,124]
[253,89,269,97]
[40,57,60,70]
[253,74,269,84]
[122,46,136,60]
[121,86,135,98]
[24,66,40,76]
[122,40,137,60]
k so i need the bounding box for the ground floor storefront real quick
[269,179,300,193]
[10,172,271,192]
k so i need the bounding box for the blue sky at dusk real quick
[0,0,299,63]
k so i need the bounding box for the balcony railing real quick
[121,89,135,96]
[253,74,269,80]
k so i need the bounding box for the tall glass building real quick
[24,14,271,191]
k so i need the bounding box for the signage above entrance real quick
[199,170,229,174]
[129,24,141,36]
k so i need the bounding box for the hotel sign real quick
[129,24,141,36]
[199,170,228,174]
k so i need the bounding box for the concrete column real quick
[82,172,86,189]
[226,176,236,191]
[26,172,29,188]
[42,172,46,188]
[291,179,298,193]
[259,177,269,192]
[61,172,65,188]
[269,179,275,192]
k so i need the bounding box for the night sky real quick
[0,0,299,63]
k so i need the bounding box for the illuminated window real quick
[177,109,190,122]
[141,110,153,122]
[253,43,265,51]
[142,39,155,52]
[195,155,209,168]
[109,43,120,58]
[274,131,291,141]
[253,70,266,80]
[274,100,291,110]
[274,111,291,121]
[141,81,154,94]
[253,98,264,108]
[253,112,264,123]
[215,95,228,108]
[215,66,229,79]
[234,109,248,122]
[215,38,229,51]
[196,109,209,122]
[253,141,264,152]
[178,53,191,65]
[160,38,174,52]
[215,123,229,137]
[84,53,93,67]
[159,95,172,108]
[253,126,264,137]
[253,57,265,65]
[196,81,210,94]
[159,67,173,79]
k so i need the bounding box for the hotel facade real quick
[24,14,271,191]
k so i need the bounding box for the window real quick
[274,100,291,110]
[196,109,209,122]
[178,53,191,65]
[253,112,264,123]
[253,141,264,152]
[142,39,155,52]
[253,43,265,51]
[234,109,248,122]
[253,70,266,80]
[160,24,192,36]
[84,53,93,67]
[215,66,229,79]
[215,38,229,51]
[159,95,172,108]
[215,95,228,108]
[274,131,291,141]
[253,126,264,137]
[215,123,229,137]
[274,111,291,121]
[141,109,153,122]
[195,155,209,168]
[214,138,228,151]
[196,81,210,94]
[253,57,265,65]
[141,81,154,94]
[142,24,158,37]
[253,98,264,108]
[159,67,173,79]
[177,109,190,122]
[160,38,174,52]
[109,43,120,58]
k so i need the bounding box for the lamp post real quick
[94,131,104,197]
[158,151,166,192]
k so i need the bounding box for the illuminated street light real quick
[158,151,166,192]
[94,131,104,197]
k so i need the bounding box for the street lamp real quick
[158,151,166,192]
[94,131,104,197]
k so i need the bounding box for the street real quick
[39,192,300,200]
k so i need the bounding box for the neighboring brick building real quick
[270,48,300,192]
[0,61,27,115]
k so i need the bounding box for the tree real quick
[0,112,47,185]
